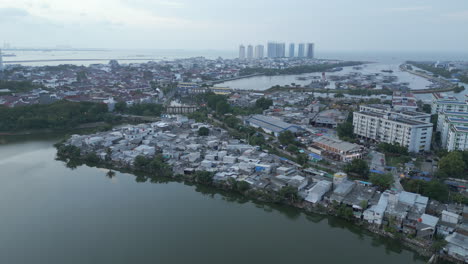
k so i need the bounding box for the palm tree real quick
[106,170,116,179]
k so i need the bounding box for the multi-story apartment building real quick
[306,43,314,58]
[298,43,305,58]
[446,126,468,151]
[360,105,430,122]
[392,91,417,111]
[247,45,253,60]
[353,105,433,152]
[431,93,468,114]
[432,93,468,151]
[441,116,468,149]
[239,45,246,60]
[437,111,468,132]
[254,45,264,59]
[289,43,295,58]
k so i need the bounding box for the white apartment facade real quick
[431,93,468,115]
[353,105,433,152]
[446,126,468,151]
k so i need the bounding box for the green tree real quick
[402,179,450,202]
[377,143,409,156]
[278,130,295,145]
[438,151,466,179]
[236,181,251,192]
[215,101,231,115]
[134,155,151,171]
[279,186,299,203]
[296,153,309,166]
[106,170,116,179]
[337,122,355,141]
[198,127,209,136]
[255,97,273,110]
[195,171,214,185]
[369,173,394,191]
[84,152,100,166]
[344,159,370,178]
[286,144,299,153]
[422,104,431,114]
[249,133,265,146]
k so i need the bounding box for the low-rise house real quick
[330,180,355,203]
[364,191,389,226]
[416,214,439,239]
[445,232,468,262]
[305,180,332,204]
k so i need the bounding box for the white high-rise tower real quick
[239,45,246,60]
[247,45,253,60]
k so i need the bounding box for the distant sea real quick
[3,49,468,66]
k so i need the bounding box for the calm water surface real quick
[0,134,429,264]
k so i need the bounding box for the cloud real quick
[441,10,468,21]
[387,6,431,12]
[0,7,29,16]
[157,1,185,8]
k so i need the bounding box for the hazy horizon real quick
[1,0,467,52]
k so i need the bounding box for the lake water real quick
[0,134,430,264]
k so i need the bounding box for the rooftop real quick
[314,136,362,153]
[246,114,304,133]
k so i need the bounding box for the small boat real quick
[381,69,393,73]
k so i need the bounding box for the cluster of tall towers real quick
[239,44,264,60]
[239,42,314,60]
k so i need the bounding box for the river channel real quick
[0,134,434,264]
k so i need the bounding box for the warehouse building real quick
[245,114,304,136]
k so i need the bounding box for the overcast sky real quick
[0,0,467,52]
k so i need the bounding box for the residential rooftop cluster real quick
[63,116,468,262]
[0,56,343,108]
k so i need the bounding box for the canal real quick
[0,134,429,264]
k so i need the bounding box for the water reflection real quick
[0,134,430,264]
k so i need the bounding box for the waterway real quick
[216,62,468,103]
[0,134,431,264]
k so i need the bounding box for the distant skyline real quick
[0,0,467,52]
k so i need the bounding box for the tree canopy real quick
[198,127,209,136]
[0,100,119,131]
[344,159,370,178]
[278,130,295,145]
[255,97,273,110]
[437,151,467,179]
[369,173,394,191]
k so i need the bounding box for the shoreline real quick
[399,64,464,94]
[55,141,442,262]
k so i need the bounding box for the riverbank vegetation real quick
[0,100,121,132]
[407,61,468,84]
